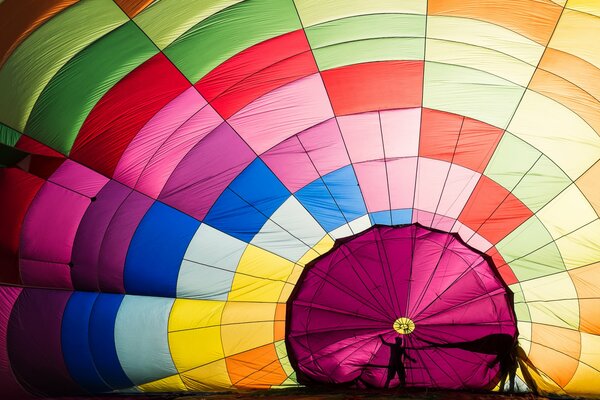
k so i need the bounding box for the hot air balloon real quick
[0,0,599,398]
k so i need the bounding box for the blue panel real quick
[125,202,200,297]
[391,209,413,225]
[62,292,111,393]
[89,293,132,389]
[370,211,392,225]
[296,179,348,232]
[229,159,290,216]
[322,166,368,222]
[204,159,290,242]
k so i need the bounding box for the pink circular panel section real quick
[287,224,517,390]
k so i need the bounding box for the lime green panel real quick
[305,14,425,48]
[0,123,21,147]
[313,38,425,70]
[0,0,127,132]
[134,0,243,50]
[497,215,565,281]
[512,155,572,213]
[163,0,302,83]
[423,61,525,129]
[484,133,541,191]
[25,22,157,155]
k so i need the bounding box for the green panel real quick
[134,0,244,50]
[484,133,540,191]
[25,22,158,155]
[305,13,425,48]
[0,123,21,147]
[512,155,572,213]
[514,302,532,322]
[313,38,425,70]
[423,61,525,129]
[163,0,302,83]
[0,0,128,132]
[497,216,565,281]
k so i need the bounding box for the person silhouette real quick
[379,334,415,388]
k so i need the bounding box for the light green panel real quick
[163,0,302,83]
[423,61,525,129]
[305,14,425,48]
[497,216,565,281]
[312,38,424,70]
[0,0,128,132]
[134,0,244,50]
[514,302,532,322]
[512,155,572,213]
[484,133,541,191]
[0,123,21,147]
[25,22,157,155]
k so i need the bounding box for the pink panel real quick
[20,183,90,288]
[135,104,224,198]
[113,87,206,187]
[412,209,455,231]
[380,108,420,158]
[354,160,390,212]
[436,164,480,219]
[387,157,417,210]
[228,73,334,154]
[452,221,493,253]
[48,160,109,197]
[261,136,319,193]
[0,287,31,399]
[298,118,350,176]
[337,112,383,163]
[414,158,450,214]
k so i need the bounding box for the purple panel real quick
[7,288,83,396]
[287,224,516,390]
[71,180,132,291]
[159,122,256,220]
[97,190,154,293]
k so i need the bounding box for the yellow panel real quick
[295,0,427,27]
[169,299,225,332]
[236,245,295,281]
[537,184,597,239]
[556,219,600,269]
[181,359,232,391]
[507,90,600,179]
[549,9,600,69]
[297,235,335,266]
[426,16,544,66]
[527,300,579,330]
[564,332,600,394]
[518,321,532,354]
[576,161,600,215]
[426,38,535,87]
[520,271,578,302]
[138,373,188,392]
[278,282,296,303]
[169,326,224,371]
[228,275,286,302]
[221,302,276,356]
[567,0,600,16]
[134,0,243,49]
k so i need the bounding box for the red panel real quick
[0,168,44,284]
[15,135,64,157]
[486,246,518,285]
[71,53,190,178]
[321,61,424,115]
[458,175,533,244]
[196,30,311,102]
[211,51,317,119]
[419,108,463,162]
[454,118,504,173]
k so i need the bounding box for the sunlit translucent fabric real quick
[0,0,599,398]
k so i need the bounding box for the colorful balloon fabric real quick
[0,0,599,397]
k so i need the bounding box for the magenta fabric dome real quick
[287,224,517,389]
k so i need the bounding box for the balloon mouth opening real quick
[393,317,415,335]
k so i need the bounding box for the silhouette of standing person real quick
[379,334,415,388]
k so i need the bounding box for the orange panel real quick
[569,263,600,334]
[530,68,600,137]
[428,0,563,45]
[540,48,600,102]
[458,175,533,244]
[225,344,287,389]
[528,324,580,388]
[113,0,154,18]
[575,161,600,215]
[0,0,79,68]
[274,303,287,341]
